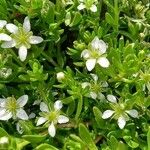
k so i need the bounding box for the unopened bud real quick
[57,72,65,81]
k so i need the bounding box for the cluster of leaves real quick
[0,0,150,149]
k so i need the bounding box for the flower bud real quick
[57,72,65,81]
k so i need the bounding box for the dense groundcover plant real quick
[0,0,150,149]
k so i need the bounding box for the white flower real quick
[0,95,28,120]
[77,0,98,12]
[36,100,69,137]
[81,36,109,71]
[81,74,107,100]
[102,95,138,129]
[56,72,65,81]
[0,136,9,144]
[1,17,43,61]
[0,20,12,42]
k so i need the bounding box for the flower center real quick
[47,111,59,123]
[12,28,33,49]
[5,97,19,113]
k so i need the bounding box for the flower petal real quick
[97,57,109,68]
[90,92,97,99]
[126,109,138,118]
[98,40,108,54]
[58,115,69,124]
[40,102,49,112]
[0,108,6,116]
[102,110,115,119]
[90,74,98,81]
[54,100,63,111]
[36,117,47,126]
[48,122,56,137]
[6,23,18,34]
[77,3,86,10]
[0,98,6,107]
[18,45,27,61]
[23,16,31,32]
[0,112,12,120]
[107,95,117,103]
[0,20,7,29]
[81,49,90,59]
[81,82,91,89]
[29,113,36,119]
[86,59,96,71]
[0,136,9,144]
[90,4,97,12]
[0,33,12,41]
[16,108,28,120]
[117,116,126,129]
[29,36,43,44]
[17,95,28,107]
[1,40,16,48]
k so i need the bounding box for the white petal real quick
[40,102,49,112]
[48,122,56,137]
[81,82,91,89]
[0,33,12,41]
[36,117,47,126]
[126,109,138,118]
[16,109,28,120]
[0,98,6,107]
[81,49,90,59]
[90,4,97,12]
[58,115,69,124]
[0,112,12,120]
[90,74,98,81]
[117,116,126,129]
[18,46,27,61]
[33,100,41,105]
[6,23,18,34]
[86,59,96,71]
[97,57,110,68]
[29,36,43,44]
[23,16,31,32]
[98,40,108,54]
[91,37,100,50]
[90,92,97,99]
[77,3,86,10]
[102,110,115,119]
[107,95,117,103]
[17,95,28,107]
[29,113,36,119]
[54,100,63,111]
[1,40,16,48]
[0,108,6,116]
[0,20,7,29]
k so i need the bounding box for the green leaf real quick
[75,96,83,120]
[123,136,139,148]
[0,127,9,137]
[147,127,150,150]
[70,12,82,27]
[79,124,98,150]
[22,134,46,144]
[93,107,105,129]
[35,143,59,150]
[105,13,115,26]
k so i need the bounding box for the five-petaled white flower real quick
[0,95,29,120]
[81,74,108,99]
[36,100,69,137]
[1,17,43,61]
[102,95,138,129]
[81,36,110,71]
[77,0,98,12]
[0,20,12,42]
